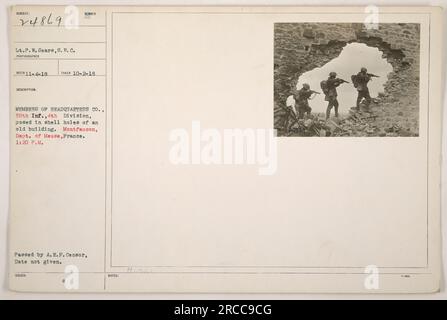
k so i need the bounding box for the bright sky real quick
[287,43,393,114]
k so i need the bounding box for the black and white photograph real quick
[274,23,420,137]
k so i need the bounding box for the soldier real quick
[354,67,373,110]
[323,72,348,120]
[293,83,319,119]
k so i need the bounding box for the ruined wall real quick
[274,23,420,136]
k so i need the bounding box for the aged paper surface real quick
[8,6,443,293]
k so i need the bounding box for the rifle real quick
[336,78,350,84]
[309,90,321,95]
[367,73,380,78]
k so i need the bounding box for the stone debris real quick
[281,100,417,137]
[286,116,331,137]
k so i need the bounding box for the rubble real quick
[284,115,331,137]
[278,99,418,137]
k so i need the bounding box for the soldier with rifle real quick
[321,72,349,120]
[352,67,379,110]
[293,83,320,119]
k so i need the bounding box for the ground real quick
[278,91,419,137]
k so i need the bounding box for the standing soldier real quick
[354,67,374,110]
[322,72,349,120]
[293,83,319,119]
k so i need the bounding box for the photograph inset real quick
[274,23,420,137]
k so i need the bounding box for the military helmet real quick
[361,67,368,72]
[302,83,310,89]
[329,72,337,77]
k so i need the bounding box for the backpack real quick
[351,74,358,88]
[320,80,329,95]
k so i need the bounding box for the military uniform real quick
[294,88,313,119]
[356,72,372,109]
[325,77,342,119]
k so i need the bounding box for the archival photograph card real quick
[8,6,443,293]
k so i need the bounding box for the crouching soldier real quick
[293,83,319,119]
